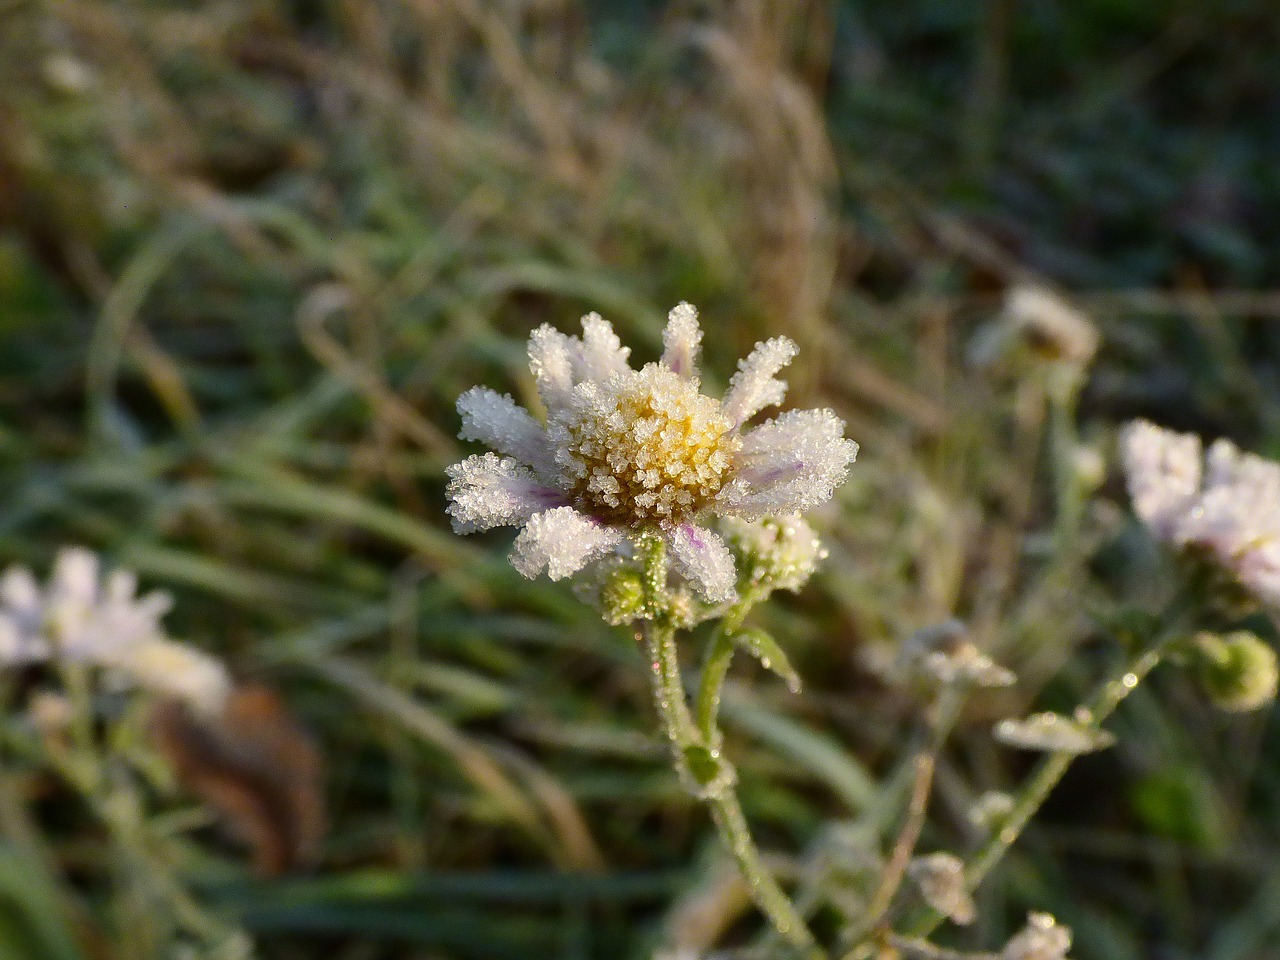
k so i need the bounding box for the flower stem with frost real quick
[899,615,1187,942]
[639,540,816,950]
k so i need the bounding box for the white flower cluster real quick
[899,620,1016,689]
[0,548,230,714]
[446,304,858,603]
[1121,420,1280,607]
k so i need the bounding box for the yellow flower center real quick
[559,368,740,527]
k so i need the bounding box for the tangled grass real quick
[2,1,1280,958]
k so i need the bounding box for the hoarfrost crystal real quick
[1121,420,1280,608]
[446,304,858,603]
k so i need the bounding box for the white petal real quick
[445,453,567,534]
[457,386,554,474]
[112,638,232,715]
[51,547,100,604]
[575,313,631,383]
[510,507,622,580]
[667,524,737,603]
[661,302,702,377]
[528,323,577,412]
[0,567,40,614]
[721,409,858,518]
[1119,420,1202,543]
[721,336,798,428]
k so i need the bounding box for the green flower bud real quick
[1191,630,1279,713]
[600,568,648,626]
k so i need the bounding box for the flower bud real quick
[907,851,975,924]
[721,515,826,594]
[599,567,648,626]
[1190,630,1278,713]
[1002,912,1071,960]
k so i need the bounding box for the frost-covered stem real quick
[638,544,814,950]
[849,687,962,947]
[695,589,764,743]
[36,717,247,956]
[707,785,817,951]
[644,617,701,756]
[696,627,737,744]
[904,625,1182,940]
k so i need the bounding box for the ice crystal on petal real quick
[721,336,797,428]
[994,712,1115,754]
[661,302,702,377]
[511,507,623,581]
[720,409,858,519]
[457,387,553,475]
[1002,913,1072,960]
[908,852,975,924]
[667,524,737,603]
[445,454,566,534]
[445,306,858,600]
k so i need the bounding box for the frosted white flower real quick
[1002,912,1072,960]
[1121,420,1280,607]
[994,712,1115,754]
[446,304,858,603]
[0,548,230,713]
[907,851,975,924]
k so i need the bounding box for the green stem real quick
[694,590,764,745]
[696,627,737,744]
[902,629,1179,940]
[637,543,814,950]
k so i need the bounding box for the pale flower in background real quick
[0,548,230,714]
[1121,420,1280,608]
[446,304,858,602]
[907,851,975,925]
[994,712,1115,754]
[968,285,1098,370]
[1002,912,1072,960]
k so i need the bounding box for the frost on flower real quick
[0,548,230,713]
[907,851,975,924]
[445,303,858,603]
[1121,420,1280,608]
[1002,912,1072,960]
[721,514,826,594]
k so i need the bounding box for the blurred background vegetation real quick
[2,1,1280,958]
